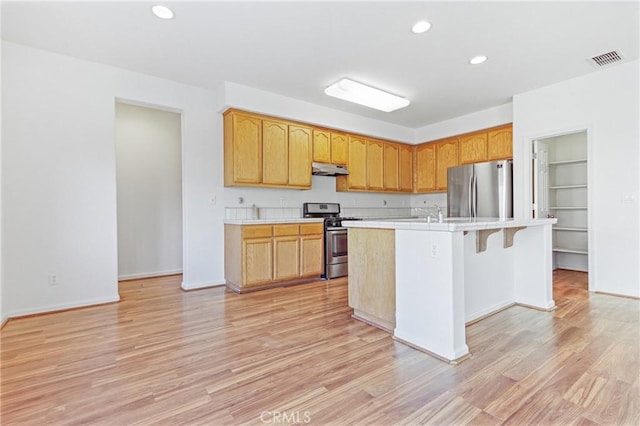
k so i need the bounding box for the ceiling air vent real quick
[589,50,624,68]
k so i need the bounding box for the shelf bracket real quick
[503,226,526,249]
[476,229,501,253]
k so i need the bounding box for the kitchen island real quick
[343,217,557,363]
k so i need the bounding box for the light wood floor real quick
[1,270,638,425]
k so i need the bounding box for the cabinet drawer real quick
[242,225,273,239]
[273,224,300,236]
[300,223,323,235]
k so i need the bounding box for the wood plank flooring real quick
[1,270,639,425]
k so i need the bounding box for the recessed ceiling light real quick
[469,55,488,65]
[152,5,174,20]
[325,78,410,112]
[411,20,432,34]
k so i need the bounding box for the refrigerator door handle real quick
[472,175,478,217]
[468,174,474,217]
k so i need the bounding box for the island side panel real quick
[348,228,396,332]
[463,230,516,323]
[513,224,555,310]
[394,229,469,362]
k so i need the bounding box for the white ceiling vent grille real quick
[589,50,624,67]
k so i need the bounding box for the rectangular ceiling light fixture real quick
[324,78,410,112]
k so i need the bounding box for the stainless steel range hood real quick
[312,162,349,176]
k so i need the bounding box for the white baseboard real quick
[181,279,226,291]
[118,269,182,281]
[8,295,121,318]
[465,300,515,324]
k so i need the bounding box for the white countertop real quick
[224,218,324,225]
[342,217,557,232]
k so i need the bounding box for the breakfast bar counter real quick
[343,217,557,363]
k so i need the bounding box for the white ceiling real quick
[2,1,638,128]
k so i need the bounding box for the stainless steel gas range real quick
[302,202,361,279]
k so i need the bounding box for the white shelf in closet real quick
[548,158,587,166]
[549,206,588,210]
[553,247,588,255]
[549,184,587,190]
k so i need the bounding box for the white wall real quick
[2,41,222,315]
[513,60,640,298]
[414,103,513,143]
[0,25,4,324]
[222,82,416,144]
[115,103,183,280]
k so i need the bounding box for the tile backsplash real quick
[223,205,444,220]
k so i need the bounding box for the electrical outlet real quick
[238,196,244,204]
[49,274,59,286]
[431,244,439,258]
[280,197,285,206]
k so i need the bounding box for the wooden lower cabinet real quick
[242,237,273,286]
[225,222,323,293]
[300,234,323,277]
[348,228,395,332]
[273,236,300,281]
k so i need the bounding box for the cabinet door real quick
[367,139,384,190]
[242,238,273,286]
[331,133,348,165]
[262,120,289,185]
[232,113,262,184]
[273,236,300,281]
[347,136,367,190]
[398,144,414,192]
[313,129,331,163]
[415,143,436,192]
[300,234,323,277]
[288,125,312,188]
[459,132,487,165]
[383,143,399,191]
[487,125,513,160]
[436,138,459,191]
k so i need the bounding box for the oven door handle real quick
[326,227,348,232]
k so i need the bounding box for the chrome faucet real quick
[434,204,444,222]
[415,205,444,222]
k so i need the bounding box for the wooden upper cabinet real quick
[383,143,399,191]
[346,136,367,190]
[331,133,348,165]
[225,111,262,185]
[313,130,348,166]
[262,120,289,185]
[415,143,436,193]
[312,129,331,163]
[487,124,513,160]
[435,138,459,191]
[367,140,384,190]
[398,144,413,192]
[459,132,488,165]
[288,125,312,187]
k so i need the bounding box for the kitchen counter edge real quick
[224,218,325,225]
[342,217,557,232]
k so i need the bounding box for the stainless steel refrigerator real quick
[447,160,513,218]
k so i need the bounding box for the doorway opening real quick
[115,102,183,282]
[532,130,589,288]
